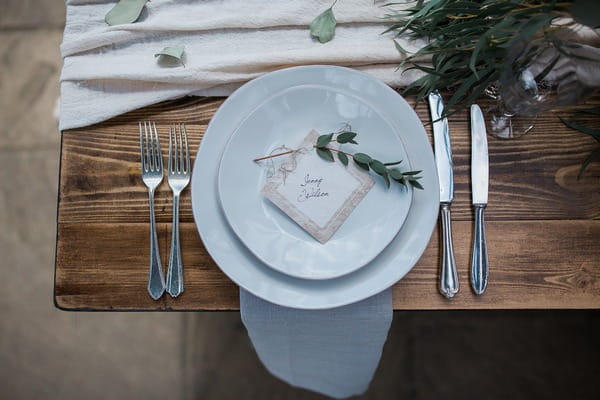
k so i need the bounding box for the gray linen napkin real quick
[241,289,393,398]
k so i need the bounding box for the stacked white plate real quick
[191,66,439,309]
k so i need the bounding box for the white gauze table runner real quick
[60,1,419,397]
[60,0,425,130]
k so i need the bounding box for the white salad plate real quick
[191,65,439,309]
[217,84,413,280]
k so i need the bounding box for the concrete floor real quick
[0,2,598,399]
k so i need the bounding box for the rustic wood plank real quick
[394,220,600,309]
[55,220,600,310]
[55,223,239,310]
[57,97,600,225]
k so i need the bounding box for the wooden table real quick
[54,96,600,310]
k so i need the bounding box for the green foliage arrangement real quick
[385,0,597,117]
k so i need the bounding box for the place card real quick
[262,130,374,243]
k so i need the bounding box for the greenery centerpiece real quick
[385,0,600,118]
[383,0,599,173]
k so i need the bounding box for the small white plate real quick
[217,84,413,280]
[191,66,439,309]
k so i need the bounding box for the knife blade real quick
[428,91,459,299]
[470,104,489,295]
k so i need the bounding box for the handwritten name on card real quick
[262,130,374,243]
[298,174,329,202]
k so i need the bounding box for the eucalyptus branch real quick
[314,132,424,190]
[385,0,579,118]
[252,128,425,190]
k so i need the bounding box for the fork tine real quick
[168,126,173,174]
[172,125,176,173]
[173,125,181,174]
[152,121,162,171]
[151,121,157,171]
[144,121,153,171]
[173,125,177,173]
[182,124,190,174]
[173,125,178,173]
[178,124,184,174]
[171,124,176,173]
[151,121,158,171]
[139,121,146,172]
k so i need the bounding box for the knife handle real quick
[439,203,459,298]
[471,204,489,295]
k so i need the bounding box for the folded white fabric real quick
[60,0,425,130]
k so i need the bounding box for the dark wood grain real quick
[55,221,600,310]
[55,96,600,310]
[55,223,239,310]
[57,97,600,224]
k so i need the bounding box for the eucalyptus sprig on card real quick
[315,132,424,190]
[252,128,424,190]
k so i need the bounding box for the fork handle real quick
[166,193,184,297]
[147,190,166,300]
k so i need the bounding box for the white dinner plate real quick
[191,65,439,309]
[217,84,413,280]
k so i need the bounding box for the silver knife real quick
[470,104,489,295]
[428,91,459,298]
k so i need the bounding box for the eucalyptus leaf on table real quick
[310,1,338,43]
[105,0,148,26]
[155,45,186,67]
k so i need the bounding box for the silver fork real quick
[166,124,191,297]
[139,121,166,300]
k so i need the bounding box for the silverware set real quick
[139,98,486,301]
[428,92,489,298]
[139,121,191,300]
